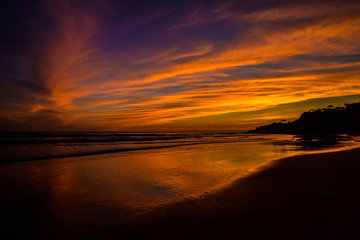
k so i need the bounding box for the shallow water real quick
[0,133,359,220]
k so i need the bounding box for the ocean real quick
[1,132,358,163]
[0,132,359,217]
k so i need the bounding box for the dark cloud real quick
[0,109,68,131]
[223,53,360,81]
[290,54,360,63]
[1,0,360,131]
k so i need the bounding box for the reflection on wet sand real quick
[0,135,359,239]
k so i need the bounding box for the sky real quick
[1,0,360,132]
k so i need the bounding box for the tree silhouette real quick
[248,102,360,134]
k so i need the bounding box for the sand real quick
[1,147,360,239]
[120,147,360,239]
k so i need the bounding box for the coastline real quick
[121,147,360,239]
[1,146,360,239]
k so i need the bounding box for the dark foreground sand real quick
[2,147,360,239]
[121,147,360,239]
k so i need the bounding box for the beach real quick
[122,147,360,239]
[3,0,360,239]
[1,144,360,239]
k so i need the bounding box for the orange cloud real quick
[5,0,359,131]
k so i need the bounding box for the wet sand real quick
[121,147,360,239]
[2,147,360,239]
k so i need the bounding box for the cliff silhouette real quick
[248,102,360,134]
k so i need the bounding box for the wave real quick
[0,142,201,164]
[0,132,198,145]
[0,132,246,164]
[1,132,357,164]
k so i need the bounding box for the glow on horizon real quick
[1,0,360,131]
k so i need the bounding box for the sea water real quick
[0,132,359,220]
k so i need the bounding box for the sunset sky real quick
[1,0,360,131]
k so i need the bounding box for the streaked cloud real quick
[1,0,359,131]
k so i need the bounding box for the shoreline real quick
[1,146,360,239]
[120,147,360,239]
[1,132,358,165]
[0,142,201,165]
